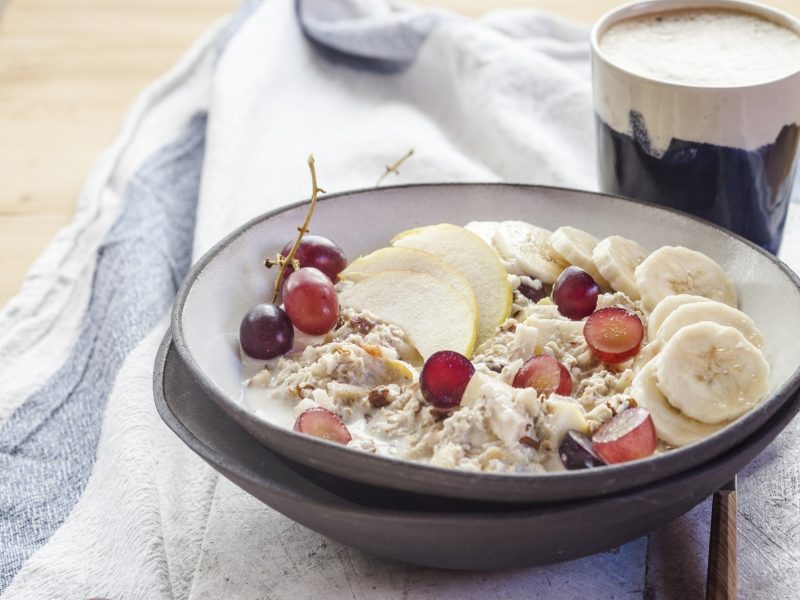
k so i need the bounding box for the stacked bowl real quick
[155,183,800,569]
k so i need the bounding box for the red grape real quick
[281,235,347,283]
[420,351,475,409]
[512,355,572,397]
[294,407,352,444]
[518,282,547,303]
[283,267,339,335]
[239,303,294,359]
[559,430,605,469]
[583,307,644,364]
[592,407,657,464]
[552,266,599,320]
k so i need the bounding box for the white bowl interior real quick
[180,184,800,433]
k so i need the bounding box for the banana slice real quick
[465,221,522,273]
[647,294,713,340]
[657,300,765,349]
[656,322,769,424]
[464,221,502,248]
[549,226,610,288]
[592,236,648,301]
[632,361,728,447]
[634,246,738,312]
[494,221,568,284]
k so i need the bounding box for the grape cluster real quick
[239,235,347,360]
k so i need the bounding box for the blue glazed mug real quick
[591,0,800,254]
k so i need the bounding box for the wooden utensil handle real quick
[706,487,737,600]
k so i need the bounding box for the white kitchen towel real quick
[1,0,799,598]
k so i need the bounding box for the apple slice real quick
[391,224,512,344]
[338,270,477,359]
[340,247,477,314]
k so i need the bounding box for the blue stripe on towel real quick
[297,0,443,72]
[0,115,206,591]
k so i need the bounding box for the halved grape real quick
[559,430,605,470]
[293,407,352,444]
[281,235,347,282]
[583,307,644,364]
[239,303,294,359]
[592,407,657,464]
[512,355,572,397]
[283,267,339,335]
[420,350,475,410]
[552,266,599,320]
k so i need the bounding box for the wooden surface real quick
[2,0,800,308]
[706,484,738,599]
[0,0,238,308]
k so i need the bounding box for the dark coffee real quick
[597,112,800,253]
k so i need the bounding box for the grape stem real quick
[270,154,325,303]
[375,148,414,187]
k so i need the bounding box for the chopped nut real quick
[519,436,540,450]
[349,315,375,334]
[368,386,391,408]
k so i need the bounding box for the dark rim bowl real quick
[171,183,800,503]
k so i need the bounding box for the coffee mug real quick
[591,0,800,254]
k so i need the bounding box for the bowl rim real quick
[170,182,800,499]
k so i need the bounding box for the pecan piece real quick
[368,386,391,408]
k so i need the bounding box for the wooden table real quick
[2,0,798,307]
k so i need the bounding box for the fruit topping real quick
[340,246,476,310]
[559,430,605,470]
[392,224,512,345]
[518,281,547,303]
[420,350,475,409]
[239,303,294,359]
[293,407,352,444]
[549,226,610,288]
[283,267,340,336]
[583,307,644,364]
[280,234,347,283]
[552,266,600,320]
[592,407,657,464]
[339,271,477,359]
[512,355,572,397]
[493,221,568,284]
[592,235,648,301]
[634,245,737,312]
[655,322,769,424]
[632,361,726,448]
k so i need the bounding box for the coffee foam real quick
[600,8,800,87]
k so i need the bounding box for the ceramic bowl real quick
[171,183,800,503]
[155,331,800,569]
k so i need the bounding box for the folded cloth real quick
[1,1,799,598]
